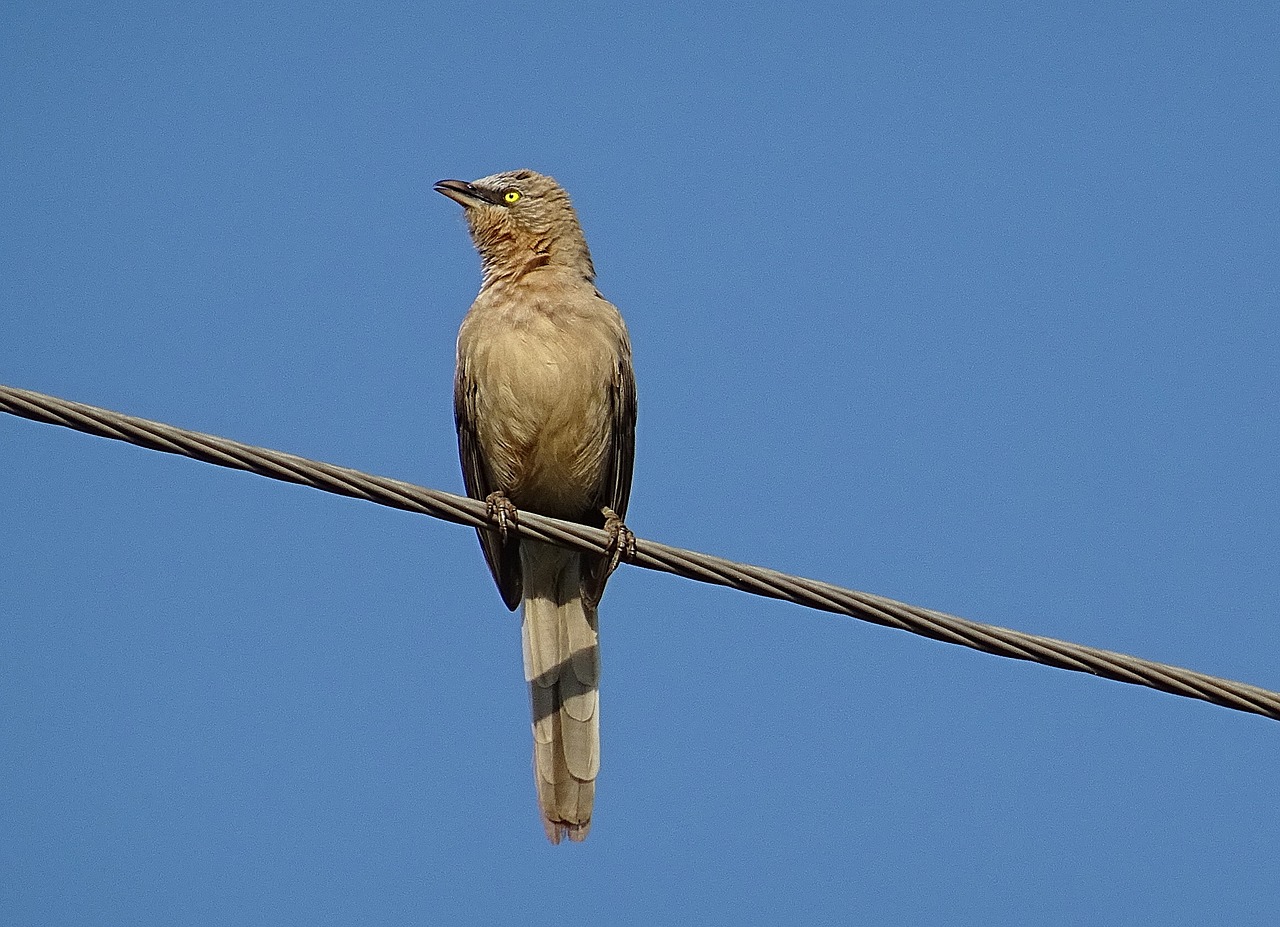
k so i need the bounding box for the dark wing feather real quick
[455,357,522,610]
[583,334,637,600]
[603,344,637,521]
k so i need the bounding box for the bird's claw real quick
[485,491,519,543]
[601,506,636,579]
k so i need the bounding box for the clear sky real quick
[3,2,1278,924]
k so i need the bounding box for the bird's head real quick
[435,169,594,283]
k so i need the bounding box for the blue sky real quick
[2,2,1278,923]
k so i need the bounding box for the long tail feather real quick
[520,541,600,843]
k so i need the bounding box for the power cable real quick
[4,382,1277,722]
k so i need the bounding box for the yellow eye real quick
[503,190,522,204]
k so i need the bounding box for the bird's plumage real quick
[440,169,635,842]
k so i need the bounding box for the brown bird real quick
[435,169,636,843]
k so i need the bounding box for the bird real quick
[435,169,636,843]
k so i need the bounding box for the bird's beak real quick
[435,179,493,208]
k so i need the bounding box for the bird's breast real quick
[459,293,623,518]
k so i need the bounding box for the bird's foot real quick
[485,491,519,543]
[583,507,634,608]
[600,506,636,578]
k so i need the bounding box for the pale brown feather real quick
[444,169,635,843]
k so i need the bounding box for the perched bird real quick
[435,170,636,843]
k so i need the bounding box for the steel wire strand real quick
[3,381,1278,722]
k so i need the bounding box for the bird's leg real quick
[600,505,636,580]
[583,507,634,609]
[485,491,520,544]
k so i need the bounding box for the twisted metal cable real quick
[4,381,1278,722]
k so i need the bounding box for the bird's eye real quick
[503,190,522,204]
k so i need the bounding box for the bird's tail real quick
[520,540,600,843]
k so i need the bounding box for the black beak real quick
[434,179,495,207]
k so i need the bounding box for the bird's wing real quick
[602,337,637,522]
[582,309,637,603]
[455,355,523,610]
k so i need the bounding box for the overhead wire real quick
[3,381,1278,722]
